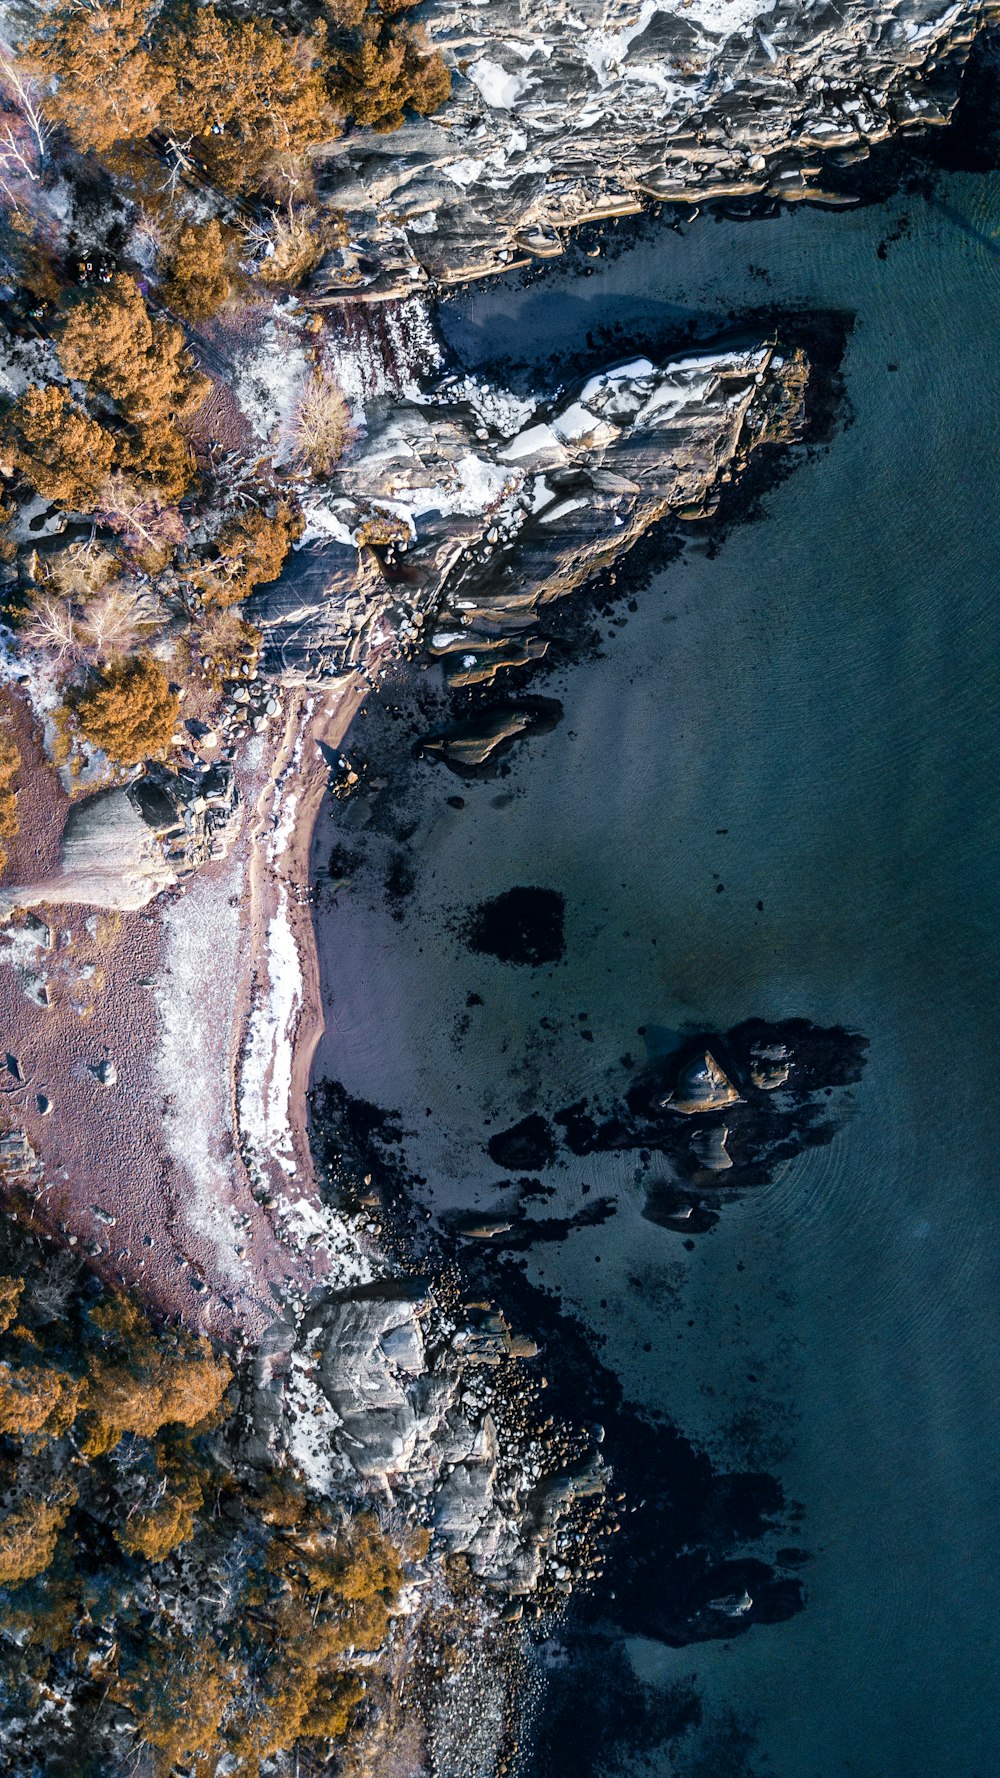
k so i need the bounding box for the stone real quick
[664,1052,741,1115]
[306,1,989,300]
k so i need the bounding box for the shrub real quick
[159,6,337,195]
[181,605,261,689]
[326,0,451,133]
[251,203,346,289]
[82,1293,231,1453]
[0,1355,86,1442]
[5,384,116,511]
[161,218,234,321]
[200,500,303,606]
[29,0,171,155]
[74,653,180,766]
[58,274,206,423]
[114,1634,239,1778]
[0,1492,75,1585]
[114,1470,204,1561]
[292,367,351,477]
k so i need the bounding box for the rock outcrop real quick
[253,338,806,684]
[248,1277,606,1599]
[311,0,995,297]
[0,762,240,918]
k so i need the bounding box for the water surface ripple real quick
[313,172,1000,1777]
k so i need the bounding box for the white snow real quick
[497,422,567,463]
[284,1352,341,1493]
[580,358,656,402]
[445,374,536,440]
[238,887,302,1177]
[444,157,488,188]
[325,298,442,415]
[234,318,310,463]
[904,4,962,44]
[155,864,248,1280]
[467,57,534,110]
[583,0,775,86]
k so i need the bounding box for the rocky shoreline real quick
[309,0,999,298]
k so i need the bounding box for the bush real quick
[74,653,180,766]
[29,0,172,155]
[0,1494,75,1586]
[4,384,116,511]
[326,0,451,133]
[200,500,303,606]
[58,274,206,422]
[292,368,351,477]
[161,218,234,321]
[159,5,337,195]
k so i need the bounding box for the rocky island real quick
[0,1,990,1774]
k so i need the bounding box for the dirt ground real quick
[0,674,367,1343]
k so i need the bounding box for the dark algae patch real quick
[487,1112,558,1170]
[461,885,566,966]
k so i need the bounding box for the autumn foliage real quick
[0,1243,423,1778]
[6,384,116,511]
[29,0,449,193]
[161,217,235,320]
[74,652,179,765]
[199,500,304,606]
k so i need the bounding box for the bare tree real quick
[291,367,352,479]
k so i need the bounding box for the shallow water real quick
[312,168,1000,1777]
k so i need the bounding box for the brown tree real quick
[0,1491,75,1585]
[160,218,234,321]
[159,6,337,194]
[199,501,303,606]
[58,274,206,422]
[74,653,180,767]
[29,0,171,154]
[4,384,116,511]
[326,0,450,132]
[82,1293,231,1452]
[0,713,19,874]
[114,1470,204,1562]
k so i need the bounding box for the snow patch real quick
[467,57,534,110]
[238,887,302,1176]
[583,0,775,86]
[156,865,247,1280]
[234,319,310,462]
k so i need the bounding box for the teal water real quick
[313,169,1000,1776]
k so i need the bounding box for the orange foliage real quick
[74,653,180,767]
[114,1633,240,1778]
[29,0,172,154]
[82,1293,231,1453]
[159,6,337,194]
[326,0,450,133]
[0,1491,75,1585]
[5,384,116,511]
[0,1357,86,1443]
[59,274,206,424]
[200,501,303,606]
[0,711,19,875]
[115,1470,204,1562]
[161,218,234,321]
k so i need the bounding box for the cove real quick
[310,164,1000,1778]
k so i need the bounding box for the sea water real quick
[312,167,1000,1777]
